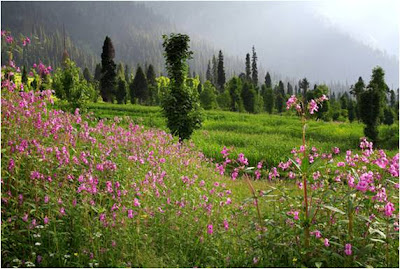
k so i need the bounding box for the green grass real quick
[87,102,399,167]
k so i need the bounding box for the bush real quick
[52,59,96,112]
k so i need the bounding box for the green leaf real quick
[369,228,386,239]
[289,158,301,172]
[323,205,345,215]
[315,262,322,268]
[369,238,385,243]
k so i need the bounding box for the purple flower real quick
[384,202,395,217]
[207,224,213,234]
[223,219,229,231]
[308,99,318,114]
[344,243,352,255]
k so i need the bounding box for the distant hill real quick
[1,1,242,79]
[2,1,398,91]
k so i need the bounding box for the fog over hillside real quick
[2,1,398,88]
[147,1,398,88]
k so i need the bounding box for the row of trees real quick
[49,35,397,143]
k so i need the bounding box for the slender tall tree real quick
[212,55,218,87]
[245,53,251,81]
[251,46,258,86]
[217,50,226,92]
[124,64,131,83]
[161,33,202,141]
[206,60,212,82]
[130,66,148,104]
[265,72,272,88]
[100,36,117,102]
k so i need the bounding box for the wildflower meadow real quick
[1,30,399,268]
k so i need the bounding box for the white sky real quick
[311,0,399,57]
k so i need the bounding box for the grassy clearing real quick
[87,103,398,167]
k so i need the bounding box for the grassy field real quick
[87,103,399,167]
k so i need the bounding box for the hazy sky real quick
[312,0,399,57]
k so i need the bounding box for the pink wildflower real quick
[286,95,297,110]
[133,198,140,207]
[324,238,330,247]
[207,224,213,234]
[223,219,229,230]
[344,243,352,255]
[308,99,318,114]
[384,202,395,217]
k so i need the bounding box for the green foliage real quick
[251,46,258,86]
[383,107,394,125]
[21,65,28,85]
[83,67,92,82]
[217,50,226,92]
[130,66,149,105]
[241,82,257,113]
[100,36,117,103]
[265,72,272,88]
[199,81,218,110]
[379,123,399,149]
[216,89,232,111]
[275,84,285,113]
[262,85,275,114]
[347,100,356,123]
[116,77,127,104]
[359,88,380,144]
[94,63,102,81]
[245,53,251,81]
[227,77,244,112]
[52,59,95,111]
[161,33,202,141]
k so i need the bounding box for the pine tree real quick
[348,100,356,123]
[100,36,117,102]
[125,64,131,83]
[350,76,365,120]
[217,50,226,92]
[206,60,212,82]
[227,77,243,112]
[245,53,251,81]
[146,64,157,87]
[368,66,388,121]
[83,67,92,82]
[94,63,102,81]
[389,90,396,108]
[287,82,293,95]
[251,46,258,86]
[146,64,157,105]
[275,84,284,113]
[265,72,272,88]
[359,88,380,144]
[130,66,148,104]
[116,77,127,104]
[300,78,309,99]
[264,86,275,114]
[278,80,285,96]
[241,81,256,113]
[212,55,218,87]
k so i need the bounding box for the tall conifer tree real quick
[251,46,258,86]
[217,50,226,92]
[100,36,117,102]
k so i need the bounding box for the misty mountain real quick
[147,1,399,88]
[2,1,398,90]
[1,1,242,79]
